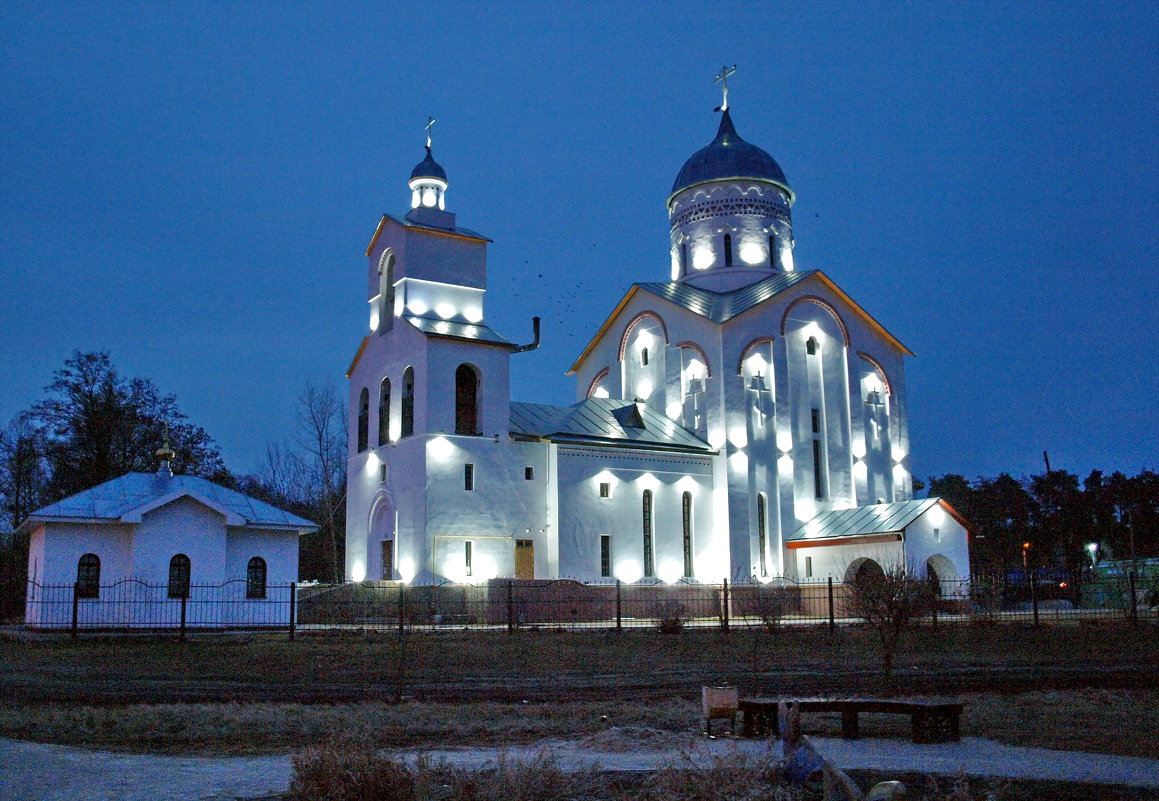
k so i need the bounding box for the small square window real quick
[599,482,610,498]
[464,463,475,491]
[524,466,534,481]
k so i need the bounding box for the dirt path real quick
[2,733,1158,800]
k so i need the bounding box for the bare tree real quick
[848,562,931,678]
[293,380,347,583]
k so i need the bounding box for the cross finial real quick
[714,65,737,111]
[425,116,436,149]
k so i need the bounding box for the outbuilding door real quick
[515,539,534,579]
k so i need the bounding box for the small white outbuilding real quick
[21,459,315,628]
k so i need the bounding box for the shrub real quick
[290,742,414,801]
[750,585,795,631]
[655,601,690,634]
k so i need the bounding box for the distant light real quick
[893,463,908,484]
[739,241,765,265]
[351,561,366,582]
[776,431,793,452]
[851,440,867,459]
[658,560,683,584]
[637,473,660,491]
[728,427,747,448]
[635,330,654,350]
[435,303,455,319]
[853,459,867,481]
[593,386,610,399]
[778,453,793,473]
[428,436,454,460]
[408,299,428,315]
[891,444,906,463]
[636,379,653,400]
[782,248,795,272]
[708,428,726,449]
[676,475,698,493]
[729,450,748,472]
[666,401,682,419]
[692,246,714,270]
[463,307,483,323]
[615,560,642,584]
[928,505,946,527]
[397,558,415,584]
[369,303,380,332]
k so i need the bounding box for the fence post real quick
[1129,571,1138,624]
[288,582,296,641]
[721,578,730,633]
[1030,569,1039,627]
[615,579,622,631]
[71,582,79,640]
[179,593,187,642]
[397,582,405,635]
[827,577,836,631]
[507,580,515,633]
[931,582,938,631]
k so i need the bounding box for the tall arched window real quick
[768,233,779,267]
[76,553,100,598]
[168,554,191,599]
[682,492,694,578]
[454,364,480,435]
[357,388,369,452]
[378,378,391,446]
[246,557,267,599]
[401,367,415,438]
[757,494,768,578]
[806,336,818,356]
[723,234,733,267]
[642,489,654,578]
[378,251,395,333]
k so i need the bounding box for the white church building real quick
[344,95,971,591]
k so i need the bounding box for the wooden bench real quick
[739,697,963,743]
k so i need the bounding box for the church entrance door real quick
[515,539,534,579]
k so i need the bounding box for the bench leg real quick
[841,709,860,739]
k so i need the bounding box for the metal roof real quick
[23,472,317,532]
[382,213,488,242]
[404,316,514,346]
[789,498,941,542]
[636,270,815,324]
[510,398,713,453]
[670,109,791,200]
[410,147,447,182]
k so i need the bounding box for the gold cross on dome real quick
[714,65,737,111]
[425,116,436,149]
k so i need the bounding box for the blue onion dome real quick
[670,109,790,199]
[410,146,447,183]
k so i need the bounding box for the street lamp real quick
[1022,541,1038,626]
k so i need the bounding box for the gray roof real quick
[510,398,713,453]
[404,316,514,346]
[383,213,488,242]
[22,472,317,532]
[637,270,815,324]
[789,498,940,542]
[671,110,789,198]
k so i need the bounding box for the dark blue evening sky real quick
[2,2,1156,483]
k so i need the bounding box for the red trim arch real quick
[856,351,893,396]
[675,341,713,378]
[617,310,670,362]
[586,367,611,399]
[779,295,851,347]
[736,336,775,375]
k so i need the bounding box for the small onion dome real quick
[410,146,447,183]
[156,440,176,462]
[669,109,792,203]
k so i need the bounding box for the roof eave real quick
[668,176,795,208]
[567,286,641,375]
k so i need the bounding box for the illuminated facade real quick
[345,108,971,589]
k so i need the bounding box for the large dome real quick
[670,109,788,199]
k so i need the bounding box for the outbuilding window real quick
[246,557,267,599]
[168,554,191,599]
[642,490,654,578]
[682,492,694,578]
[76,553,100,598]
[600,535,612,578]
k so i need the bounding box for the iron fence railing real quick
[23,569,1155,637]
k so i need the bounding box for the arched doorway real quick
[926,554,957,599]
[369,496,396,581]
[844,557,884,586]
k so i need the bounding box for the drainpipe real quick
[513,317,541,354]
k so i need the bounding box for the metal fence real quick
[24,569,1156,637]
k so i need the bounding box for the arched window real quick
[246,557,267,599]
[682,492,694,578]
[641,347,649,367]
[723,234,733,267]
[768,233,778,267]
[401,366,415,438]
[378,251,395,333]
[680,242,688,275]
[378,378,391,446]
[357,388,369,452]
[454,364,480,435]
[806,336,818,356]
[168,554,191,598]
[76,553,100,598]
[642,489,654,578]
[757,494,768,578]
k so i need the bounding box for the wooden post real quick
[397,582,405,635]
[507,580,515,632]
[615,579,622,631]
[179,593,187,642]
[721,578,730,633]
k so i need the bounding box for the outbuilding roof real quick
[510,398,713,453]
[20,472,317,534]
[789,497,969,543]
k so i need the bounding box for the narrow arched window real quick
[454,364,480,435]
[378,251,395,334]
[768,233,778,267]
[357,388,370,452]
[641,347,649,367]
[806,336,818,356]
[682,492,694,578]
[246,557,267,599]
[680,243,688,274]
[76,553,100,598]
[378,378,391,446]
[757,494,768,578]
[401,366,415,438]
[642,490,654,578]
[723,234,733,267]
[168,554,191,598]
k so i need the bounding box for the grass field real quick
[0,623,1155,761]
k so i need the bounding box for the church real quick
[344,84,971,591]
